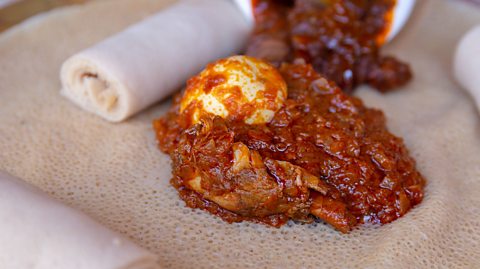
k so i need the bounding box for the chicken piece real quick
[185,141,283,217]
[182,137,331,219]
[178,122,356,231]
[174,117,336,223]
[264,159,329,195]
[310,192,356,233]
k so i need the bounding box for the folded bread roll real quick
[60,0,251,122]
[453,25,480,114]
[0,172,159,269]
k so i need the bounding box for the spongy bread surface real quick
[0,0,479,268]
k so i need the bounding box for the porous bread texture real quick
[454,25,480,114]
[0,0,479,268]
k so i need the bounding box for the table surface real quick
[0,0,89,33]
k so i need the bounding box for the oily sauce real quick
[246,0,412,92]
[154,62,425,233]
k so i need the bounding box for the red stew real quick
[154,62,425,233]
[246,0,412,92]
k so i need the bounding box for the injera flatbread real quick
[60,0,250,122]
[0,171,159,269]
[0,0,479,268]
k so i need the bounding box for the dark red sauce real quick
[154,62,425,233]
[246,0,412,92]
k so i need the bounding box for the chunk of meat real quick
[184,141,284,217]
[310,192,356,233]
[172,118,336,224]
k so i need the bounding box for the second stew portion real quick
[247,0,412,92]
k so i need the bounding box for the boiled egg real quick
[179,55,287,125]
